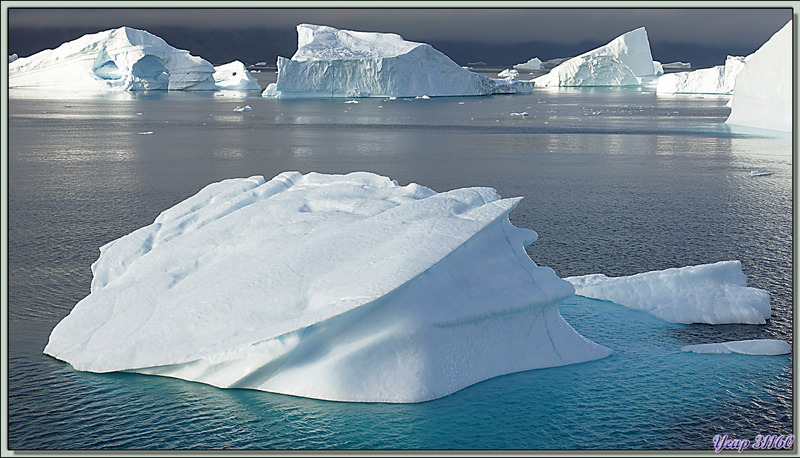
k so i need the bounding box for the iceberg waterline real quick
[44,171,611,403]
[263,24,535,98]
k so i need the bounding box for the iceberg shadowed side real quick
[44,172,610,403]
[263,24,534,98]
[9,26,216,91]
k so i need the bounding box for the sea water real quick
[7,83,792,450]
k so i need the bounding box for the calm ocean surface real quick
[7,74,793,450]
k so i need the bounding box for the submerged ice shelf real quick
[44,172,611,403]
[682,339,790,355]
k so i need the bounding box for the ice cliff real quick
[9,26,217,91]
[44,171,610,403]
[212,60,261,91]
[726,20,792,133]
[534,27,655,87]
[656,56,746,94]
[263,24,535,98]
[565,261,771,324]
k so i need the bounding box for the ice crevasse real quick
[263,24,535,98]
[9,26,217,91]
[44,171,611,403]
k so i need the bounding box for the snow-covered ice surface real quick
[263,24,535,98]
[9,26,216,91]
[212,60,261,91]
[44,171,611,403]
[682,340,790,355]
[726,21,792,133]
[656,56,746,94]
[565,261,771,325]
[534,27,655,87]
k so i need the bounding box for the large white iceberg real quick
[44,171,610,403]
[656,55,746,94]
[212,60,261,91]
[534,27,655,87]
[513,57,543,71]
[9,26,217,91]
[263,24,534,98]
[726,20,792,133]
[565,261,771,325]
[682,339,790,355]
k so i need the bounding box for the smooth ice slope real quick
[682,340,790,355]
[44,171,610,403]
[534,27,655,87]
[9,26,216,91]
[565,261,771,324]
[212,61,261,91]
[726,21,792,132]
[263,24,534,98]
[656,56,746,94]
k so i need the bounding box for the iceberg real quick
[656,55,747,94]
[498,68,519,78]
[726,21,792,133]
[514,57,543,71]
[682,340,790,355]
[263,24,535,98]
[212,60,261,91]
[9,53,18,63]
[653,60,664,76]
[534,27,655,87]
[662,61,691,70]
[9,26,216,91]
[44,171,610,403]
[565,261,771,325]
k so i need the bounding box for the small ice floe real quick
[458,101,465,105]
[510,112,529,117]
[750,170,772,177]
[415,95,430,99]
[681,339,791,355]
[233,105,253,112]
[345,100,359,104]
[138,131,154,135]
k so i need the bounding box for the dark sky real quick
[5,6,794,68]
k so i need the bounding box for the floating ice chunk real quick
[514,57,542,71]
[9,26,216,91]
[510,111,528,116]
[682,340,790,355]
[213,60,261,91]
[726,21,792,133]
[534,27,655,87]
[9,53,18,63]
[656,56,746,94]
[263,24,534,99]
[652,60,664,76]
[233,105,252,112]
[44,171,610,403]
[565,261,771,324]
[498,68,519,78]
[662,61,691,70]
[750,170,772,177]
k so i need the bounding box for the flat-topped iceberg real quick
[534,27,655,87]
[263,24,534,98]
[9,26,216,91]
[44,171,610,403]
[682,340,790,355]
[656,55,746,94]
[726,21,792,133]
[565,261,771,324]
[212,60,261,91]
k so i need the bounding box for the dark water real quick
[7,86,793,450]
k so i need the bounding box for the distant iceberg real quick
[565,261,771,324]
[662,61,691,70]
[263,24,535,98]
[726,20,792,133]
[656,55,747,94]
[534,27,656,87]
[44,171,610,403]
[9,26,217,91]
[8,53,18,63]
[514,57,542,71]
[213,60,261,91]
[682,339,790,355]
